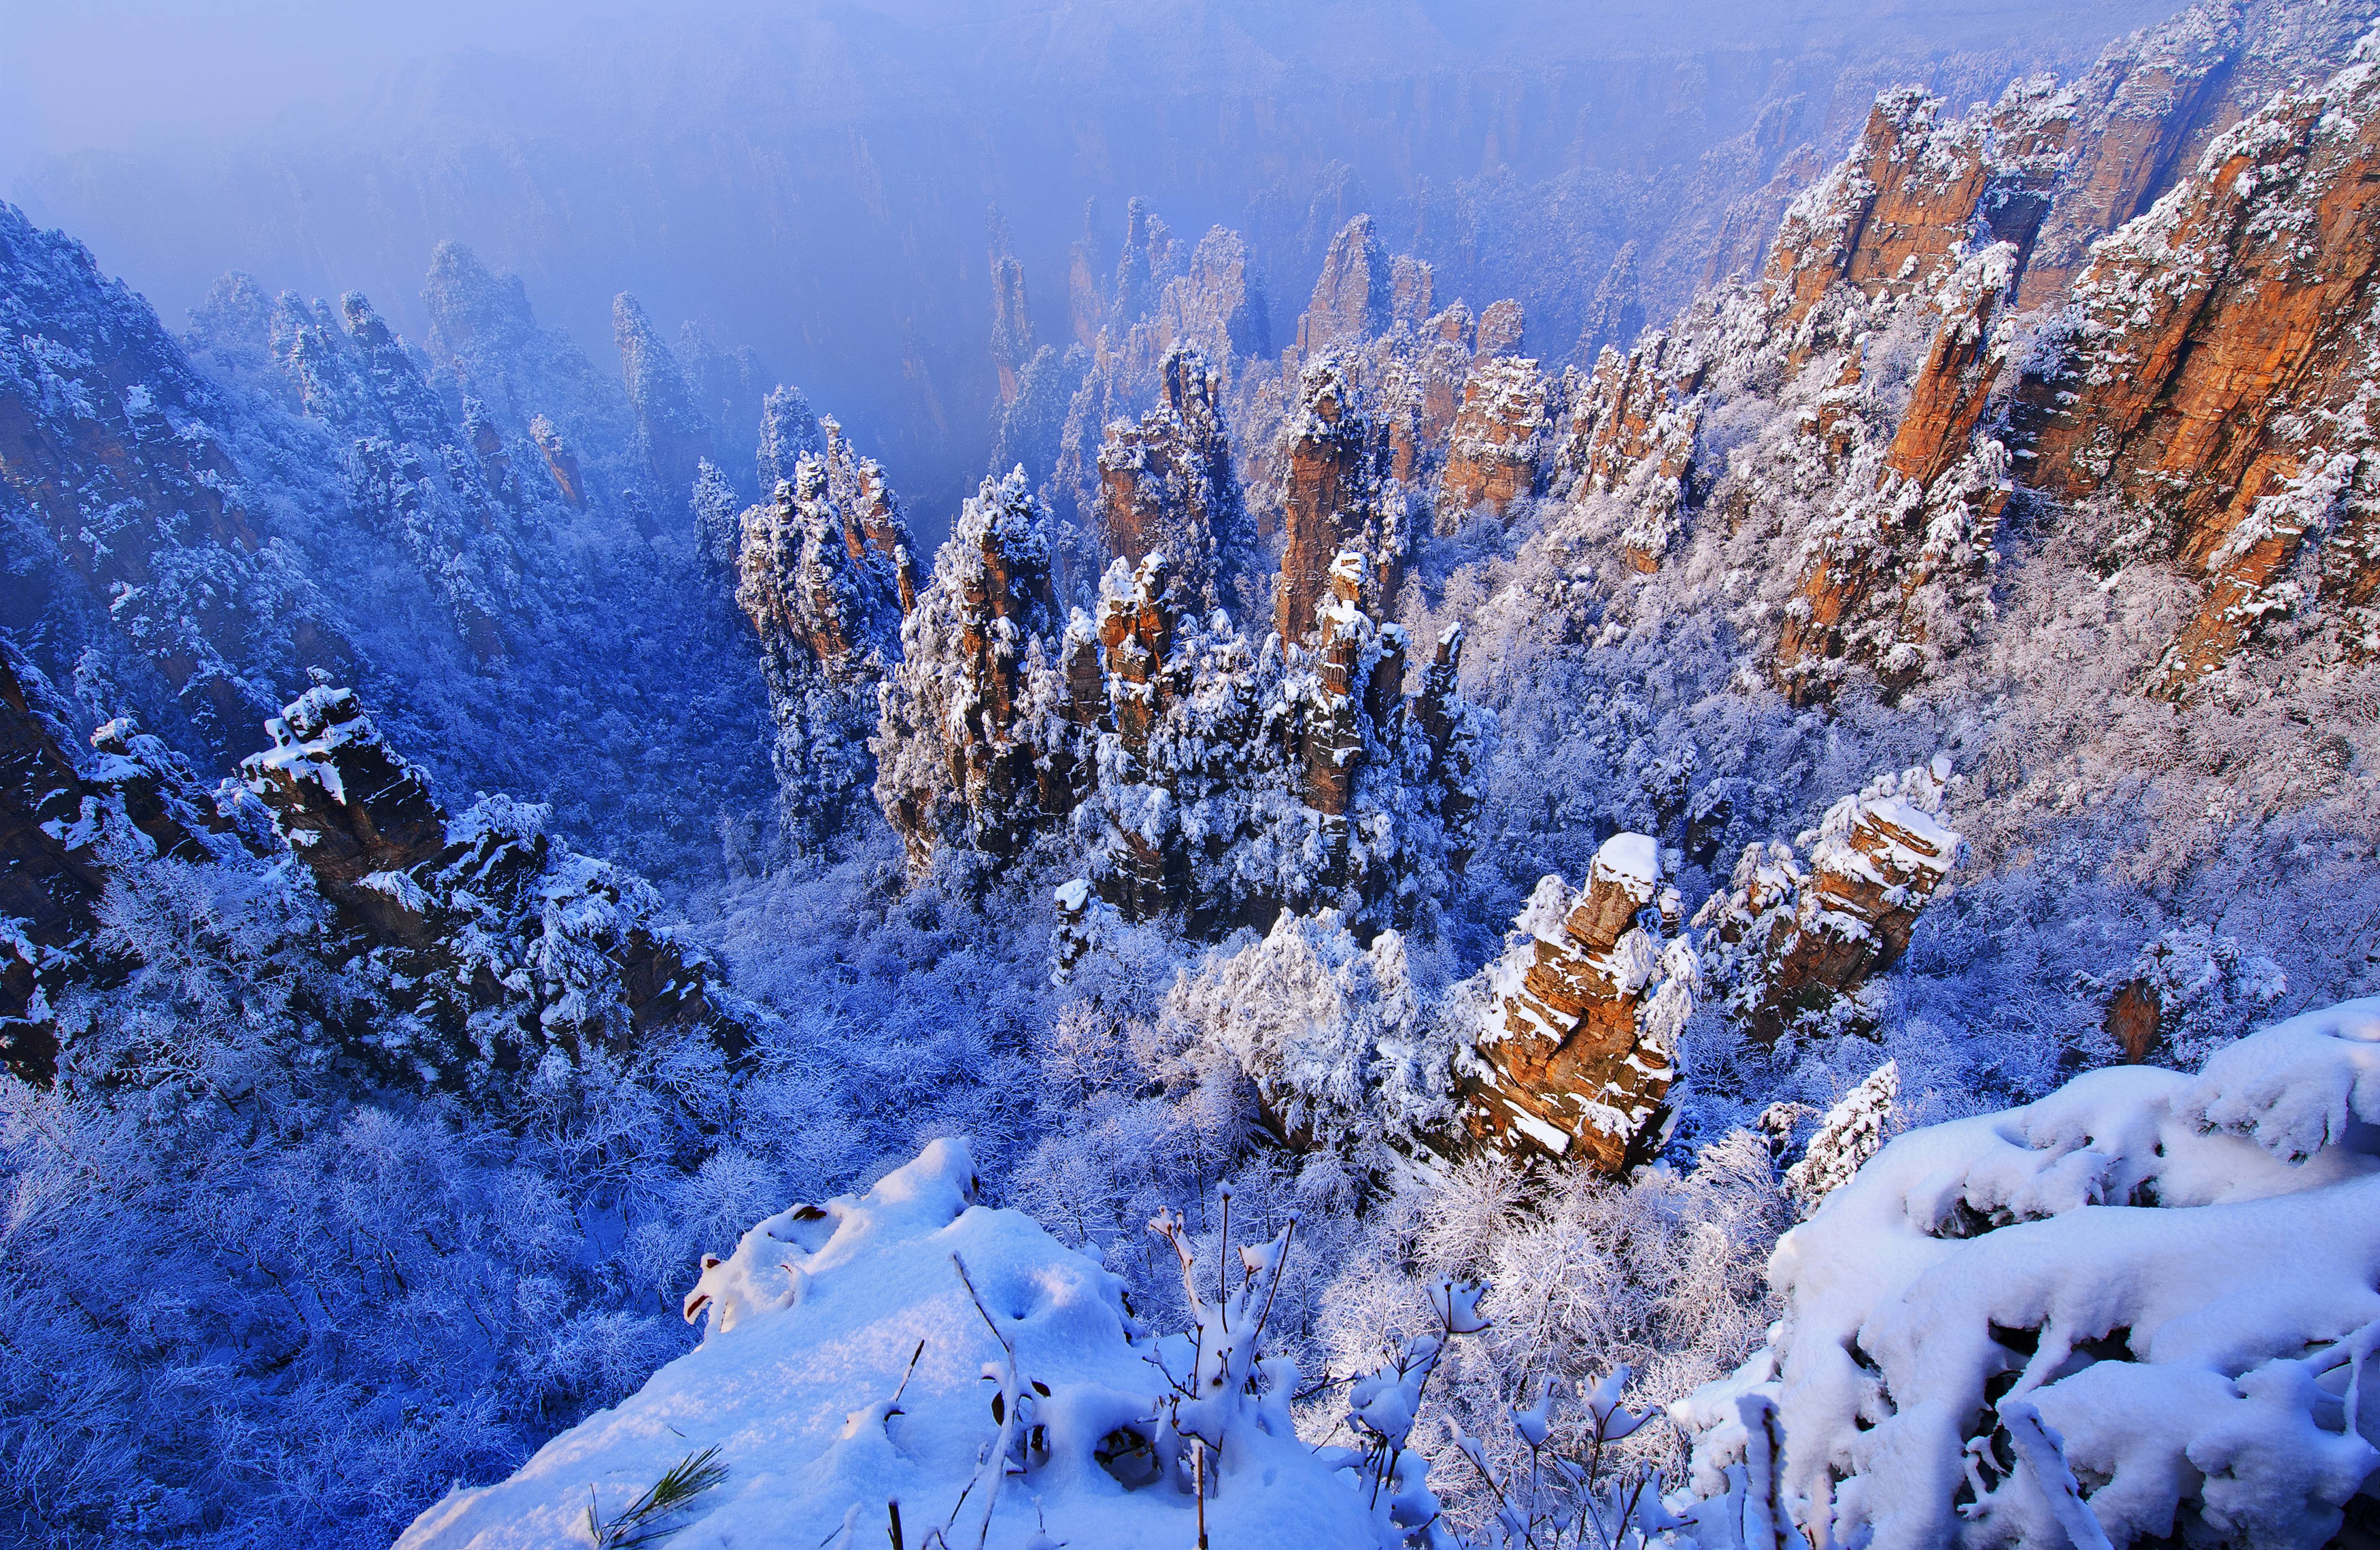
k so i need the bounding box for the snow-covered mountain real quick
[1,1,2377,1547]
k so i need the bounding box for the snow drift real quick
[396,1139,1400,1550]
[1681,998,2380,1549]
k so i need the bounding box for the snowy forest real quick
[2,1,2378,1548]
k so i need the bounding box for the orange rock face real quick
[873,470,1063,870]
[1765,90,1994,332]
[1095,345,1246,612]
[1549,332,1703,571]
[1455,835,1694,1174]
[2026,65,2380,694]
[1884,250,2009,488]
[1277,359,1398,644]
[1775,245,2017,703]
[1378,305,1477,488]
[2011,6,2245,311]
[1695,760,1962,1040]
[528,415,586,508]
[1437,356,1552,524]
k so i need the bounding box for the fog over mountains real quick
[10,0,2171,524]
[7,2,2379,1547]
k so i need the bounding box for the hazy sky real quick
[2,0,2175,522]
[2,0,2173,175]
[1,2,627,176]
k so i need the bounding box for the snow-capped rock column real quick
[1453,833,1698,1173]
[1695,758,1964,1040]
[1093,343,1246,613]
[1277,358,1389,645]
[872,469,1061,871]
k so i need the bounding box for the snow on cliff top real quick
[398,1139,1394,1550]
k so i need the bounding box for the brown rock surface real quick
[1775,245,2018,702]
[1437,356,1552,524]
[1549,332,1703,570]
[2024,63,2380,694]
[529,415,585,508]
[0,646,259,1079]
[873,470,1063,869]
[1095,344,1247,612]
[1455,836,1692,1173]
[1277,358,1394,643]
[240,681,450,948]
[1884,246,2013,488]
[1765,89,1994,331]
[1695,760,1962,1039]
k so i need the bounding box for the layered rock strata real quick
[873,469,1063,869]
[1548,334,1703,570]
[1276,357,1410,644]
[240,681,751,1075]
[1694,758,1963,1039]
[1453,835,1698,1173]
[878,473,1487,936]
[2026,57,2380,690]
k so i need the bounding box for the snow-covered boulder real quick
[1680,998,2380,1550]
[397,1139,1401,1550]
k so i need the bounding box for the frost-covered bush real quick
[1168,909,1456,1148]
[1316,1130,1791,1537]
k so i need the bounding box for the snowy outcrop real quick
[2092,925,2289,1067]
[1576,241,1648,363]
[240,681,750,1081]
[877,496,1485,934]
[1064,547,1483,934]
[0,643,260,1079]
[1548,331,1703,571]
[422,241,644,517]
[755,383,821,492]
[396,1139,1404,1550]
[1295,214,1396,358]
[1782,1060,1898,1217]
[1682,997,2380,1550]
[1452,835,1698,1173]
[263,287,522,658]
[613,292,721,517]
[1093,343,1253,615]
[1696,760,1964,1041]
[240,679,452,947]
[738,420,917,849]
